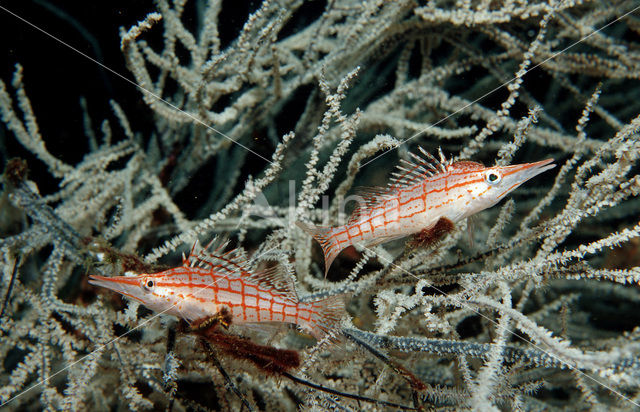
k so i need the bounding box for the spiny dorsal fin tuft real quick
[185,238,297,300]
[388,146,451,190]
[185,238,250,276]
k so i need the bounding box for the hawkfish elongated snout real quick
[88,274,146,304]
[496,158,556,200]
[88,273,189,318]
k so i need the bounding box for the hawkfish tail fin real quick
[296,221,344,276]
[300,294,346,340]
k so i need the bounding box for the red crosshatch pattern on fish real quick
[88,240,344,339]
[297,147,555,275]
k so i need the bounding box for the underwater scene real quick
[1,0,640,410]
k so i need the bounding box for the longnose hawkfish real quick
[297,147,555,275]
[88,241,344,339]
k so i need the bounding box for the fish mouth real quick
[88,274,145,303]
[498,158,556,199]
[88,274,139,288]
[87,274,113,289]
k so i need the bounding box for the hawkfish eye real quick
[485,171,501,185]
[142,278,155,291]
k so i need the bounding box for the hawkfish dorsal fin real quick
[185,238,228,267]
[186,239,298,300]
[349,186,397,223]
[245,264,298,302]
[185,238,250,276]
[388,146,451,190]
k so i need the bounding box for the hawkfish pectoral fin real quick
[408,217,455,249]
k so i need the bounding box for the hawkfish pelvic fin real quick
[296,221,344,277]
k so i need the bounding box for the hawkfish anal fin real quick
[363,233,406,248]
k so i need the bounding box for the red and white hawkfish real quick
[89,241,344,339]
[298,147,555,275]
